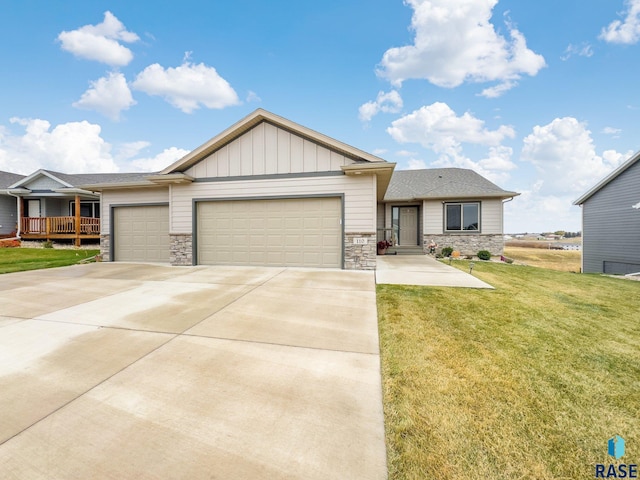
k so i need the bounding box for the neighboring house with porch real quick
[380,168,519,255]
[0,171,26,237]
[574,151,640,274]
[0,169,149,245]
[86,109,517,270]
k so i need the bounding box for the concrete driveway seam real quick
[0,328,177,447]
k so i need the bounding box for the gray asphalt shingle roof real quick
[384,168,518,201]
[0,171,26,189]
[44,171,155,187]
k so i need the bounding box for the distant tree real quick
[554,230,565,237]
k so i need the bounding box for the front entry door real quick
[399,207,418,246]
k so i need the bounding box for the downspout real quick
[502,196,514,232]
[7,191,22,238]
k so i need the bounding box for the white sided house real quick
[88,109,518,270]
[88,109,394,269]
[380,169,519,256]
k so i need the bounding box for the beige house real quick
[86,109,517,269]
[86,109,394,269]
[380,169,519,256]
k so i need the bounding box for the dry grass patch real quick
[378,262,640,479]
[504,246,581,272]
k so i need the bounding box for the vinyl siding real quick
[101,188,169,233]
[424,201,441,234]
[0,196,17,235]
[171,174,375,233]
[582,160,640,273]
[422,199,503,234]
[23,176,66,190]
[480,199,504,234]
[185,122,357,178]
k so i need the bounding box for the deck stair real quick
[386,246,424,255]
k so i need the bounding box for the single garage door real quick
[197,197,342,268]
[113,205,169,262]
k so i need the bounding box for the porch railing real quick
[21,217,100,235]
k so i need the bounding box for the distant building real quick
[574,151,640,274]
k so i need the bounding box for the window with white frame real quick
[445,202,479,231]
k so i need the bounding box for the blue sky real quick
[1,0,639,233]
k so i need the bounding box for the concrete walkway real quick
[0,263,386,479]
[376,255,494,289]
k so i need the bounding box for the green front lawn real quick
[0,248,100,274]
[378,261,640,479]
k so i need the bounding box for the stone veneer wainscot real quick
[344,233,376,270]
[99,234,110,262]
[170,234,193,266]
[424,234,505,256]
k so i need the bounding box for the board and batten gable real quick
[185,122,358,179]
[581,158,640,274]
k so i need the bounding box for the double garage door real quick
[197,197,342,268]
[113,205,170,262]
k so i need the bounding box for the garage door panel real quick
[197,198,341,267]
[114,206,169,262]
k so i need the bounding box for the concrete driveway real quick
[0,263,386,479]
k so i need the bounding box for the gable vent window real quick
[445,203,479,232]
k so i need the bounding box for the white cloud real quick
[479,81,518,99]
[395,149,418,157]
[129,147,190,172]
[602,126,622,135]
[388,103,517,184]
[521,117,631,195]
[73,72,136,120]
[0,118,188,174]
[479,146,516,171]
[246,90,262,103]
[113,141,188,171]
[429,151,512,185]
[114,141,151,162]
[58,11,139,66]
[132,61,240,113]
[504,186,583,233]
[358,90,403,122]
[600,0,640,44]
[377,0,545,95]
[0,118,118,174]
[387,102,515,153]
[407,158,427,169]
[561,43,594,61]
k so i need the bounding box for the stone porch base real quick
[424,234,505,256]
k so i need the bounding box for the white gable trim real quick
[161,109,387,175]
[9,169,74,189]
[574,150,640,205]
